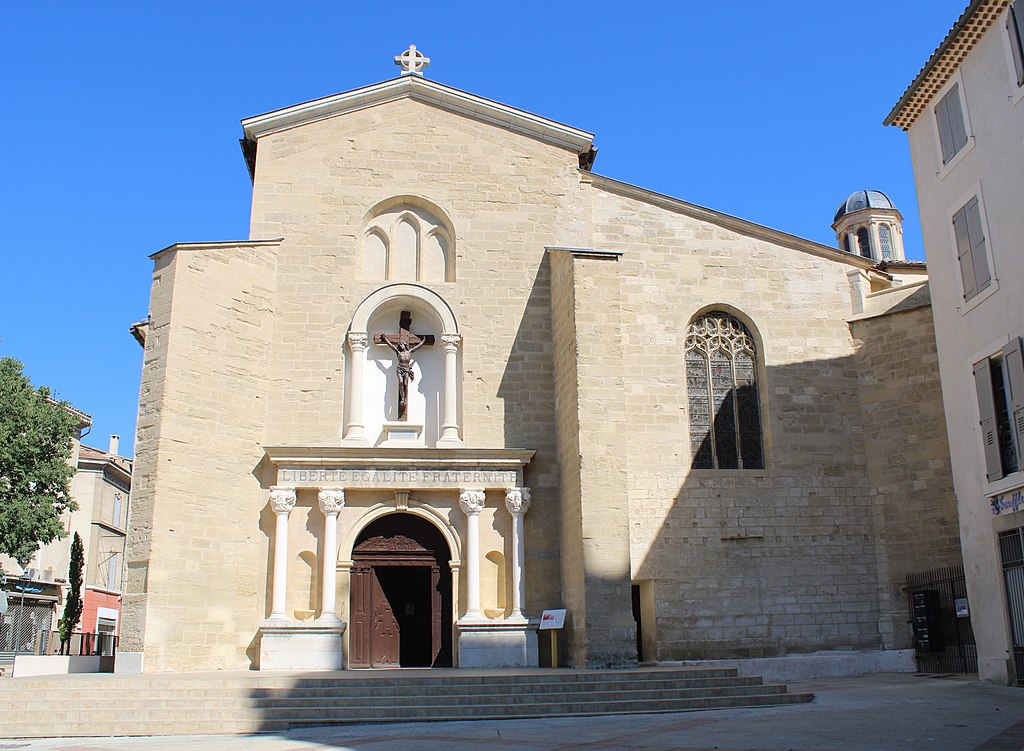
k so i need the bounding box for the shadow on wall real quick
[494,254,567,651]
[632,344,962,663]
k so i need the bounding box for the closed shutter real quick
[1010,1,1024,86]
[964,197,992,293]
[1003,337,1024,467]
[975,358,1004,481]
[936,92,956,163]
[954,203,978,299]
[936,85,969,163]
[946,86,969,155]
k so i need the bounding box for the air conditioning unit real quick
[25,568,40,581]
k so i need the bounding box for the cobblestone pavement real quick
[4,673,1024,751]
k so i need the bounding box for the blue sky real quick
[0,1,966,456]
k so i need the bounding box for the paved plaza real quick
[4,673,1024,751]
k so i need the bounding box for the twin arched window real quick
[685,312,764,470]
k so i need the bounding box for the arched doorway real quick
[349,514,453,668]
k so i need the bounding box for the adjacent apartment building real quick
[885,0,1024,684]
[1,427,132,654]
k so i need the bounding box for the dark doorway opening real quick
[631,584,644,662]
[350,514,453,668]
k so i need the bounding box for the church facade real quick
[121,50,963,673]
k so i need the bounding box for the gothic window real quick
[685,312,764,470]
[879,224,893,260]
[362,200,454,283]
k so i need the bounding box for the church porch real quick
[257,447,539,671]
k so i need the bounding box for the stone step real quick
[7,674,765,701]
[0,668,814,738]
[5,682,786,716]
[1,666,742,692]
[1,692,815,737]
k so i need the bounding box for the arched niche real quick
[343,284,463,448]
[360,196,456,282]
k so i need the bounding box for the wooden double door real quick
[349,515,453,668]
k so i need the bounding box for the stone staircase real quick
[0,666,813,738]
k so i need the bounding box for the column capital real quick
[441,333,461,352]
[318,487,346,514]
[459,488,486,514]
[505,487,532,515]
[348,331,369,351]
[269,486,297,514]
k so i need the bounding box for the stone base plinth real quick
[457,618,539,668]
[380,421,423,447]
[258,619,345,671]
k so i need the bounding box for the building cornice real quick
[240,77,594,154]
[583,172,875,270]
[149,238,284,261]
[884,0,1009,129]
[264,446,535,469]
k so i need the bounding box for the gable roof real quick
[240,76,595,157]
[884,0,1009,129]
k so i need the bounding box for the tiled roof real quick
[80,444,133,475]
[884,0,1009,129]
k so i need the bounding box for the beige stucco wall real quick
[903,5,1024,683]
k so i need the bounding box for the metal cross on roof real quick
[395,44,430,76]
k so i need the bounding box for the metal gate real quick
[0,599,55,657]
[906,564,977,675]
[997,527,1024,686]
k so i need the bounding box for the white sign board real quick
[539,609,566,630]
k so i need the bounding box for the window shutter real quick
[975,358,1004,481]
[946,85,969,154]
[1010,1,1024,86]
[1002,337,1024,467]
[965,197,992,292]
[936,93,956,163]
[954,204,978,299]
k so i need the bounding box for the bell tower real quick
[833,189,905,262]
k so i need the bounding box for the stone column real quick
[269,486,297,620]
[505,487,532,621]
[317,487,345,623]
[343,332,369,445]
[438,333,462,446]
[459,489,486,620]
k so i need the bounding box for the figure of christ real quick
[374,311,435,420]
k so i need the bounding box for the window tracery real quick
[685,312,764,470]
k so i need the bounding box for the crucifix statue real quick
[374,311,434,420]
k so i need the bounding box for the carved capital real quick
[318,487,345,515]
[459,489,486,514]
[348,331,369,352]
[441,333,461,353]
[269,486,297,514]
[505,487,532,515]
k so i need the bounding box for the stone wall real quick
[130,91,960,671]
[584,182,886,659]
[849,286,963,650]
[124,242,279,671]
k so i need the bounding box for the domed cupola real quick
[832,190,904,262]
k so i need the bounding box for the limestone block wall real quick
[550,249,636,667]
[124,243,279,671]
[243,100,598,632]
[584,181,887,660]
[849,288,963,649]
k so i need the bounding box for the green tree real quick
[58,532,84,654]
[0,357,80,568]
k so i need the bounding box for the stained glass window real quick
[685,312,764,469]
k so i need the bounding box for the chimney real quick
[109,435,120,456]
